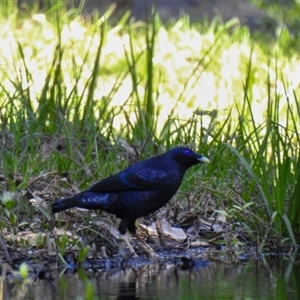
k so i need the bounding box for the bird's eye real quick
[184,149,191,155]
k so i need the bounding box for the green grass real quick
[0,1,299,258]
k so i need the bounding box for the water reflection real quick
[3,258,300,299]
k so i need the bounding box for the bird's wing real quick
[89,169,167,193]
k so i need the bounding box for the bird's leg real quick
[122,234,138,258]
[121,219,157,258]
[155,217,167,247]
[135,231,157,258]
[119,220,138,258]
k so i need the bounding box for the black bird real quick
[52,147,209,255]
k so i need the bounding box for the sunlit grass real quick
[1,11,299,133]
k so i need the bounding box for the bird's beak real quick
[198,156,210,164]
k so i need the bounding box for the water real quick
[3,258,300,299]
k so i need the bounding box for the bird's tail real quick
[52,195,82,214]
[52,192,114,214]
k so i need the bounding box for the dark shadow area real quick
[17,0,271,31]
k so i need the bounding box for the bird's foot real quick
[144,247,158,261]
[121,232,159,260]
[134,233,158,260]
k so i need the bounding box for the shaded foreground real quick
[2,255,299,300]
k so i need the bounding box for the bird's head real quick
[170,147,210,170]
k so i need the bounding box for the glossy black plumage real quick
[52,147,209,234]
